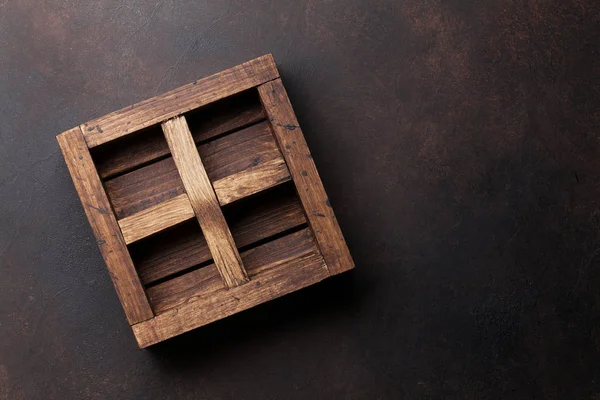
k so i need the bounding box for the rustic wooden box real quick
[57,54,354,348]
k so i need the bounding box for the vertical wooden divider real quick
[162,116,249,288]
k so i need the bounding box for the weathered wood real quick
[130,221,211,286]
[213,158,290,205]
[162,116,248,288]
[133,228,328,347]
[104,157,183,220]
[117,194,195,245]
[94,91,266,179]
[104,121,290,219]
[131,187,306,285]
[56,127,154,325]
[258,79,355,275]
[83,54,278,148]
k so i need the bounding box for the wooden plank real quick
[162,116,248,288]
[258,79,355,275]
[131,187,306,285]
[117,194,195,245]
[56,127,154,325]
[213,158,290,205]
[94,91,266,179]
[132,229,328,347]
[104,121,290,219]
[147,228,319,314]
[83,54,279,148]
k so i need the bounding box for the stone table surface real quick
[1,0,599,398]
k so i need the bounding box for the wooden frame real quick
[57,54,354,347]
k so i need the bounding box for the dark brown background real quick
[1,0,600,398]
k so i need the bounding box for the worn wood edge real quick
[132,251,328,348]
[117,194,195,244]
[83,54,279,148]
[56,127,154,325]
[257,79,355,275]
[162,116,249,287]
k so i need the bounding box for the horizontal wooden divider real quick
[117,194,195,245]
[162,116,248,288]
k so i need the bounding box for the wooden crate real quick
[56,54,354,348]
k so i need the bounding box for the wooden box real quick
[57,55,354,348]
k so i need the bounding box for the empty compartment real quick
[185,89,266,144]
[222,182,307,251]
[128,219,212,286]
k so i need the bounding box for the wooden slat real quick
[94,91,266,179]
[258,79,355,275]
[147,228,319,314]
[117,194,195,244]
[213,158,290,205]
[133,229,328,347]
[200,120,290,204]
[83,54,279,148]
[131,187,306,285]
[56,127,154,325]
[162,116,248,288]
[104,121,290,219]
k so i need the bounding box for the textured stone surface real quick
[1,0,599,398]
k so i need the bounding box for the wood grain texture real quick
[131,187,306,285]
[200,120,290,204]
[162,116,248,287]
[56,127,153,325]
[93,91,266,179]
[133,228,328,347]
[83,54,278,148]
[104,156,183,220]
[213,158,290,205]
[130,221,211,286]
[258,79,355,275]
[117,194,195,244]
[104,121,290,219]
[147,228,318,314]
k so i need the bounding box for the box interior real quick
[89,89,321,315]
